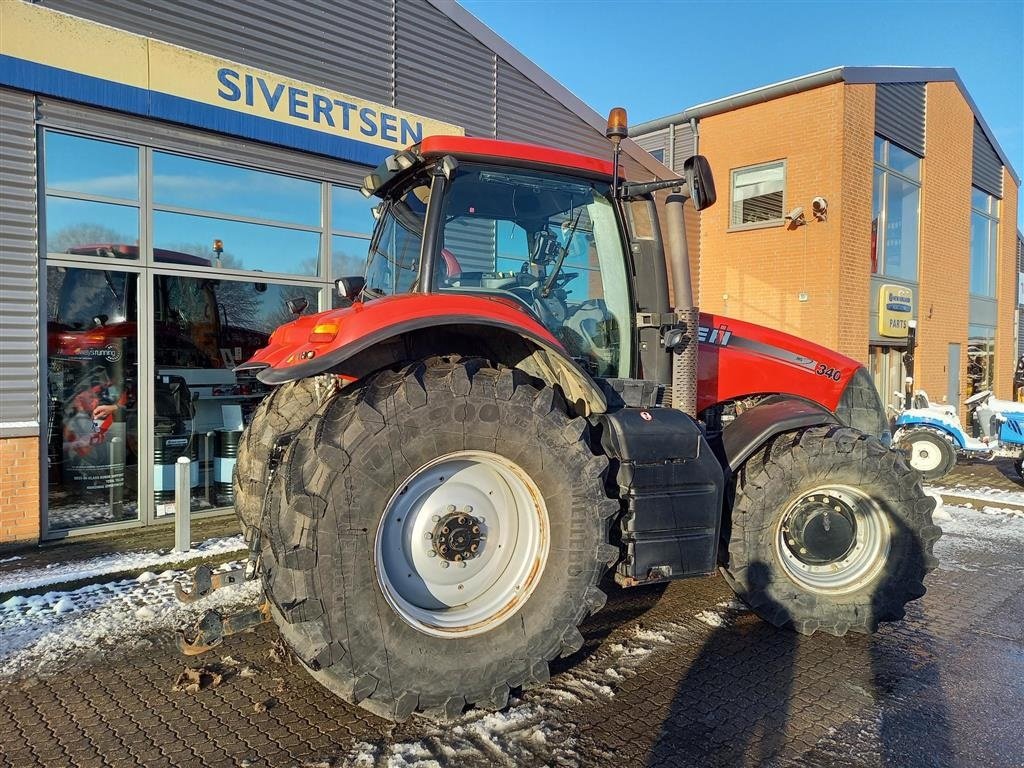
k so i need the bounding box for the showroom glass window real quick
[40,129,373,534]
[44,132,141,258]
[969,188,999,297]
[871,137,921,281]
[967,324,996,395]
[152,152,322,276]
[730,160,785,228]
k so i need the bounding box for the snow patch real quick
[0,560,258,678]
[933,503,1024,570]
[0,535,246,593]
[694,610,728,628]
[927,483,1024,507]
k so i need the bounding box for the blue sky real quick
[462,0,1023,220]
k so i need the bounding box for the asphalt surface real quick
[1,461,1022,768]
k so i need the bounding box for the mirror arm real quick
[616,177,690,200]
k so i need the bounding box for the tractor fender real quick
[238,293,608,415]
[720,395,838,472]
[892,418,966,449]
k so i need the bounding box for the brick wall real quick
[697,82,849,352]
[916,82,973,406]
[0,436,40,544]
[836,85,875,361]
[994,169,1020,399]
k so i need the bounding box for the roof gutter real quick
[630,67,846,135]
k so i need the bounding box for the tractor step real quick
[176,600,271,655]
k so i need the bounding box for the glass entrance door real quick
[44,264,140,531]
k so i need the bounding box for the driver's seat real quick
[440,248,462,281]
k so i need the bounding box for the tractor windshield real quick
[433,164,632,377]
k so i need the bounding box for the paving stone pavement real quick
[1,464,1021,768]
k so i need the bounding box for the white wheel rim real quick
[909,437,944,473]
[375,450,549,638]
[774,485,891,594]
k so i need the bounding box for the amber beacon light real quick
[606,107,628,143]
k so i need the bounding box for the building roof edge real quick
[424,0,670,179]
[631,66,1019,186]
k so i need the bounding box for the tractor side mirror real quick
[286,297,309,315]
[684,155,716,211]
[335,275,366,301]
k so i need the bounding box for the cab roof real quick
[361,135,618,199]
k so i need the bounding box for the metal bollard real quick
[174,455,191,553]
[109,436,124,517]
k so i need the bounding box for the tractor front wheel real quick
[258,358,617,720]
[723,426,941,636]
[897,428,957,481]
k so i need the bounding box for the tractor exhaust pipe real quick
[606,110,716,417]
[665,192,698,417]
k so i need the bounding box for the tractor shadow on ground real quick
[549,576,669,676]
[644,562,797,768]
[643,520,953,767]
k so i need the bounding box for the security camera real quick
[811,196,828,221]
[785,206,804,222]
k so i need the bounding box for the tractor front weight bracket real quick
[176,600,272,656]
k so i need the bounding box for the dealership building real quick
[633,67,1021,416]
[0,0,664,545]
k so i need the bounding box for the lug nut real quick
[432,515,441,522]
[472,526,480,533]
[470,544,478,552]
[424,532,432,540]
[460,561,468,568]
[447,505,456,513]
[427,551,436,558]
[440,561,450,568]
[466,506,473,513]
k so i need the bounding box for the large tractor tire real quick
[722,426,941,636]
[258,357,618,721]
[897,428,957,481]
[233,378,329,542]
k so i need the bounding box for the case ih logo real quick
[697,324,732,346]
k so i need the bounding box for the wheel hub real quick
[432,511,484,562]
[782,494,857,565]
[775,485,891,594]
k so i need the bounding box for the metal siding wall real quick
[875,82,926,157]
[495,59,608,157]
[0,88,39,435]
[671,124,696,174]
[37,98,366,187]
[39,0,396,106]
[972,120,1003,197]
[395,0,495,137]
[634,130,668,154]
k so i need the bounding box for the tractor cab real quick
[358,152,633,377]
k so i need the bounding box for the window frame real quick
[728,159,787,232]
[969,187,1000,298]
[871,136,922,281]
[41,127,373,284]
[38,126,374,538]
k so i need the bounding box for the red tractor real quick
[179,110,940,722]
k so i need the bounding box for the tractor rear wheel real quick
[722,426,941,636]
[233,377,330,542]
[258,357,618,721]
[897,428,957,481]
